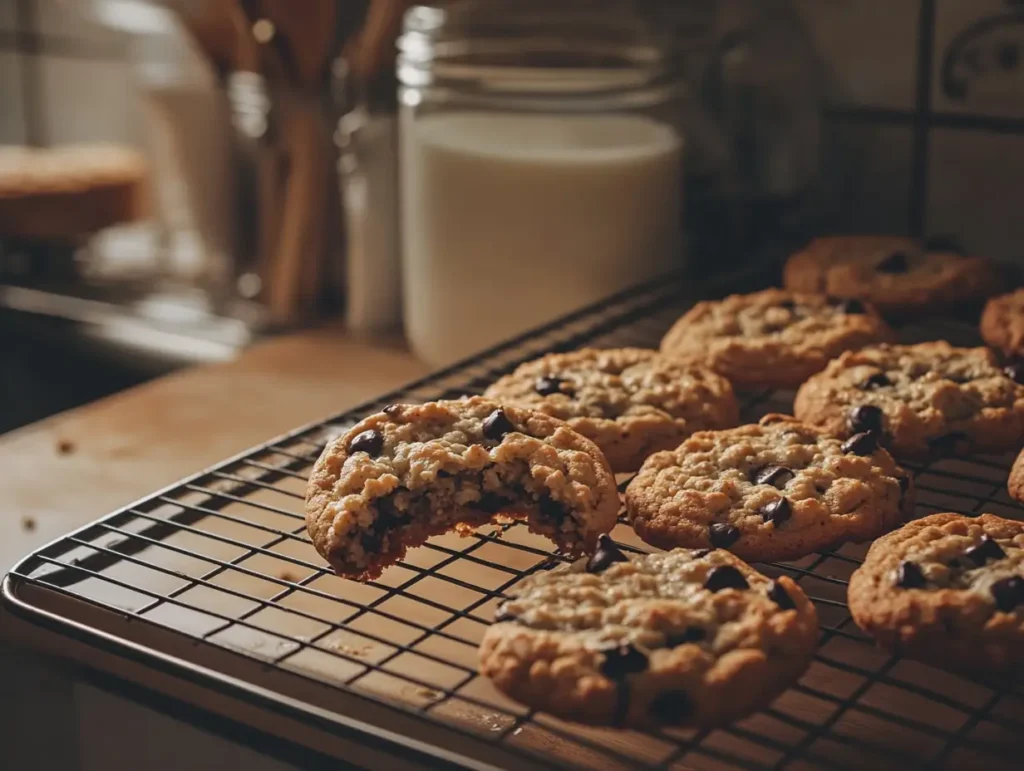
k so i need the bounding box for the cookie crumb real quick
[328,640,372,658]
[405,685,440,701]
[56,439,75,455]
[21,516,36,532]
[277,569,298,582]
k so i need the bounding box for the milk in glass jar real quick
[397,2,690,366]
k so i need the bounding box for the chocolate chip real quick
[587,534,629,574]
[494,604,516,623]
[361,531,384,552]
[361,494,406,551]
[535,376,570,396]
[376,495,406,528]
[709,523,741,549]
[612,681,631,727]
[348,429,384,456]
[928,432,969,454]
[760,497,792,527]
[842,431,879,456]
[964,535,1006,566]
[861,372,891,390]
[705,565,749,592]
[836,298,867,315]
[895,560,926,589]
[768,580,796,610]
[478,492,511,513]
[691,549,712,559]
[876,252,910,273]
[752,465,795,489]
[665,627,706,646]
[848,405,884,434]
[482,408,516,439]
[537,496,566,523]
[598,643,649,679]
[991,577,1024,612]
[649,690,692,724]
[898,475,911,494]
[383,404,403,416]
[1004,359,1024,385]
[778,299,796,310]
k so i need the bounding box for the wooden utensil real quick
[245,0,339,322]
[162,0,238,74]
[345,0,418,82]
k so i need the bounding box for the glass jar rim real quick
[403,1,665,37]
[397,1,687,101]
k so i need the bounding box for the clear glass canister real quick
[397,2,693,366]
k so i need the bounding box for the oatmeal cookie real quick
[306,397,619,580]
[794,342,1024,459]
[784,235,1001,318]
[981,289,1024,356]
[848,513,1024,676]
[1006,448,1024,504]
[480,541,818,728]
[624,415,912,562]
[483,348,739,472]
[659,289,893,390]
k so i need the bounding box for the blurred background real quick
[2,0,1023,434]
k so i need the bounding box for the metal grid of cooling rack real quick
[6,272,1024,771]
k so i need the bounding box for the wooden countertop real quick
[0,325,428,572]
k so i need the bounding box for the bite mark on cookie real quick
[305,398,619,580]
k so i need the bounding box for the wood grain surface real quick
[0,325,427,573]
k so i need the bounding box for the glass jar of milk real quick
[397,2,693,366]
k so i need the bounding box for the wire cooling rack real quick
[5,272,1024,770]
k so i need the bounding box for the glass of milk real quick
[397,2,698,366]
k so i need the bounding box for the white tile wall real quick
[932,0,1024,118]
[927,129,1024,261]
[792,0,921,110]
[0,52,25,143]
[39,55,141,145]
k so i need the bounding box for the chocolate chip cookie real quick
[480,541,818,728]
[981,289,1024,357]
[483,348,739,472]
[784,235,1001,318]
[306,397,619,580]
[624,415,912,563]
[848,513,1024,676]
[794,342,1024,459]
[659,289,893,390]
[1005,449,1024,504]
